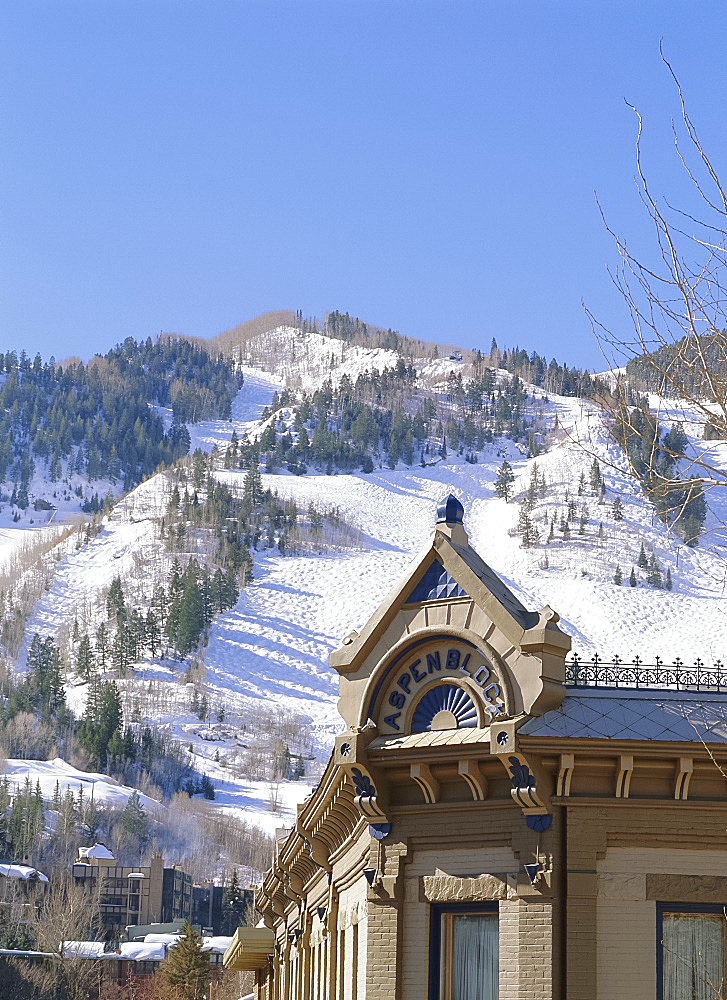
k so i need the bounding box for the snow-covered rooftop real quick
[202,935,233,954]
[119,940,167,962]
[0,863,49,883]
[78,843,114,861]
[64,941,107,958]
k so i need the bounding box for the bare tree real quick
[584,45,727,521]
[17,871,105,1000]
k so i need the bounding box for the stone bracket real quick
[335,732,389,822]
[410,763,440,804]
[294,826,331,872]
[505,752,549,814]
[458,759,487,801]
[557,754,575,797]
[674,757,693,800]
[616,755,633,798]
[489,720,550,825]
[349,764,388,820]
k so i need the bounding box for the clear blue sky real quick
[2,1,726,369]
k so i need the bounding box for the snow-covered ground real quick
[4,332,727,837]
[2,757,161,815]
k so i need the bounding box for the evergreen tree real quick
[0,779,11,857]
[679,480,707,547]
[614,565,622,586]
[121,791,148,847]
[612,498,624,521]
[589,458,602,493]
[95,622,108,671]
[76,633,93,681]
[107,728,124,766]
[637,542,648,568]
[494,460,515,502]
[629,567,637,587]
[145,610,160,657]
[106,576,126,621]
[221,869,249,934]
[666,567,673,590]
[26,634,65,722]
[176,574,205,657]
[242,462,264,513]
[159,920,210,1000]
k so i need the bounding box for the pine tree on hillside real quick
[647,553,662,589]
[106,576,126,621]
[637,542,648,569]
[494,460,515,502]
[176,575,205,657]
[612,498,624,521]
[121,791,148,848]
[159,920,210,1000]
[614,565,622,586]
[589,458,602,493]
[679,480,707,547]
[76,634,93,682]
[242,462,264,513]
[95,623,108,671]
[629,567,637,587]
[145,610,160,657]
[26,634,65,722]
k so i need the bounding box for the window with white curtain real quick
[660,906,727,1000]
[429,904,498,1000]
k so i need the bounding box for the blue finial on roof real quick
[437,494,464,525]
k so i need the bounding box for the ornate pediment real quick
[330,495,570,733]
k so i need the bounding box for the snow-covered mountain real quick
[3,322,727,837]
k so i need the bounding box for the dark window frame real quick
[656,901,727,1000]
[427,901,498,1000]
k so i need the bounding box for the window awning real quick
[223,927,274,972]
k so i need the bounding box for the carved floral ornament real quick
[371,638,511,735]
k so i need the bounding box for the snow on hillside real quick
[2,753,308,838]
[3,757,161,815]
[5,342,727,835]
[0,524,68,573]
[238,325,401,390]
[151,366,286,455]
[15,472,173,675]
[13,364,727,719]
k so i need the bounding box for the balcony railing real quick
[565,654,727,692]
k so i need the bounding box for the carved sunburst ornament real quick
[411,683,478,732]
